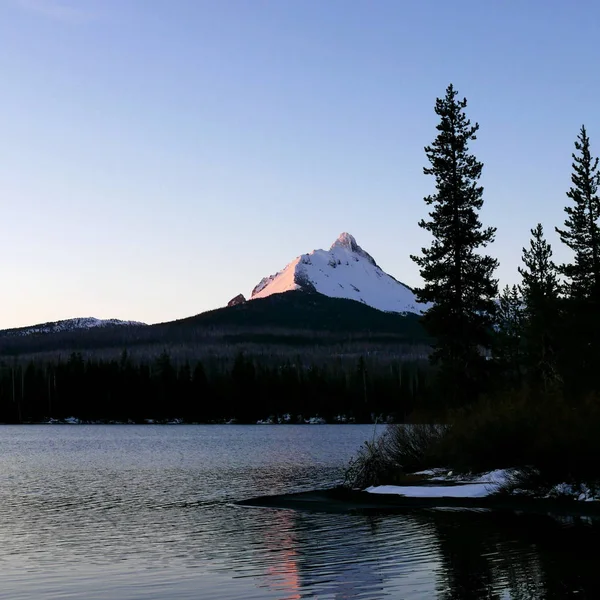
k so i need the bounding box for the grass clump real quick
[343,424,449,489]
[343,438,395,489]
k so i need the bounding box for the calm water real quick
[0,425,599,599]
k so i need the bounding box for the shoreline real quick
[0,419,376,425]
[236,486,600,517]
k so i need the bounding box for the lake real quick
[0,425,598,599]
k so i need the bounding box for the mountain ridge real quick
[0,292,429,358]
[0,317,146,338]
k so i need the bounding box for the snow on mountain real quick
[0,317,146,337]
[250,233,428,314]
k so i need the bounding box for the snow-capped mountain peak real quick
[331,232,359,252]
[250,233,428,314]
[329,232,378,266]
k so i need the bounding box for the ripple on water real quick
[0,425,599,599]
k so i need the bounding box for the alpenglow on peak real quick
[331,232,359,251]
[329,232,378,267]
[250,233,428,314]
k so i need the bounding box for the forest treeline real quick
[0,352,431,424]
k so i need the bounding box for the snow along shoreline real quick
[365,468,600,502]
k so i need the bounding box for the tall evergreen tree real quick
[555,127,600,394]
[494,284,524,389]
[518,224,560,392]
[519,224,559,306]
[411,84,498,405]
[555,125,600,301]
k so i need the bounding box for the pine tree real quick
[494,284,524,389]
[555,125,600,301]
[518,224,560,392]
[519,224,559,307]
[555,127,600,394]
[411,84,498,405]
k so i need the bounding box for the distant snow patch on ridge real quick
[250,232,429,315]
[0,317,146,337]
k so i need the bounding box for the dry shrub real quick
[441,390,600,482]
[344,424,449,488]
[343,438,395,489]
[382,424,449,472]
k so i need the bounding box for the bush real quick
[343,424,449,488]
[343,438,395,489]
[345,389,600,492]
[437,392,539,473]
[440,390,600,483]
[383,423,450,472]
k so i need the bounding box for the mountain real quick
[0,233,430,359]
[0,317,146,338]
[251,232,427,314]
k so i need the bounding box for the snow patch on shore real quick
[366,483,493,498]
[366,469,600,502]
[365,469,512,498]
[544,482,600,502]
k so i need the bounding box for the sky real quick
[1,0,599,328]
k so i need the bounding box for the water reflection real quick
[430,510,600,599]
[258,510,301,599]
[228,506,600,599]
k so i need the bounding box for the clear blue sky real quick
[1,0,599,328]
